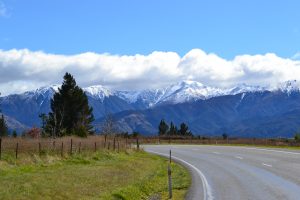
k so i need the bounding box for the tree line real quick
[158,119,193,136]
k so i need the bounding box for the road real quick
[144,145,300,200]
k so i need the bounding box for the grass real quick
[0,150,190,200]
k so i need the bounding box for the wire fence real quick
[0,136,139,160]
[1,135,299,160]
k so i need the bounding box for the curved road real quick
[144,145,300,200]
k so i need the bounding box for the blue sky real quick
[0,0,300,95]
[0,0,299,59]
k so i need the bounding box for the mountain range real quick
[1,80,300,138]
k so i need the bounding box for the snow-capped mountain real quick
[276,80,300,94]
[83,80,267,106]
[226,83,267,95]
[155,80,226,104]
[84,85,113,101]
[2,79,300,135]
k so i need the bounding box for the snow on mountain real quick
[3,80,298,109]
[276,80,300,94]
[22,84,59,99]
[156,80,226,104]
[84,85,112,101]
[227,83,266,95]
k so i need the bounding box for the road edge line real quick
[147,150,213,200]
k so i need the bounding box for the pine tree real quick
[168,122,178,136]
[158,119,169,136]
[179,123,189,136]
[0,114,8,137]
[46,73,94,137]
[12,130,17,138]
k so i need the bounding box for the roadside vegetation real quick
[0,150,190,200]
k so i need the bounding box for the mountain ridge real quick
[1,80,300,137]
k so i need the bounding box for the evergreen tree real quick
[12,130,17,138]
[158,119,169,136]
[168,122,178,136]
[0,114,8,137]
[178,122,193,136]
[46,72,94,137]
[179,123,189,136]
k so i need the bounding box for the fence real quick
[0,136,139,160]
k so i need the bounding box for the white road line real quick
[235,156,243,160]
[262,163,273,167]
[147,150,214,200]
[219,146,300,155]
[213,152,220,155]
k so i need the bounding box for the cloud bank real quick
[0,48,300,95]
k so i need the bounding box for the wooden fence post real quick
[117,141,119,153]
[94,142,97,152]
[70,139,73,155]
[79,142,81,154]
[169,149,172,163]
[15,142,19,159]
[113,137,116,151]
[38,142,41,156]
[108,142,110,150]
[0,138,2,160]
[61,142,64,157]
[168,164,172,199]
[53,141,55,151]
[136,137,139,150]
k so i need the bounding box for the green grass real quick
[0,150,190,200]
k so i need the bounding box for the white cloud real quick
[292,52,300,60]
[0,1,9,17]
[0,48,300,96]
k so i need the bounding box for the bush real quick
[294,133,300,142]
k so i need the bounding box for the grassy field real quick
[0,150,190,200]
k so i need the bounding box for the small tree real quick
[168,122,178,136]
[26,127,41,138]
[294,133,300,142]
[179,123,191,136]
[222,133,228,140]
[0,114,8,137]
[0,92,8,137]
[101,113,117,136]
[12,130,17,138]
[158,119,169,136]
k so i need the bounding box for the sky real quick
[0,0,300,95]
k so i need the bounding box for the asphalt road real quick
[144,145,300,200]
